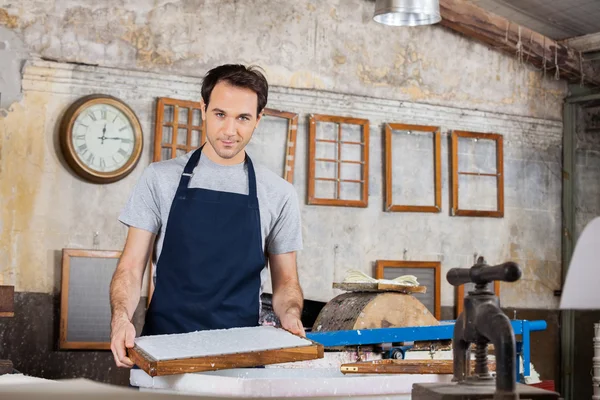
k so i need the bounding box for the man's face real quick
[201,81,261,161]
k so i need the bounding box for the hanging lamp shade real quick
[373,0,441,26]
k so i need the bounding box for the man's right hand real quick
[110,317,136,368]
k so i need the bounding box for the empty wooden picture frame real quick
[60,248,122,350]
[456,281,501,317]
[451,131,504,217]
[308,114,370,207]
[375,260,441,320]
[153,97,206,161]
[246,108,299,183]
[385,123,442,212]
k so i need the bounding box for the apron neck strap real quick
[177,146,258,205]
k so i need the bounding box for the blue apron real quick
[141,146,266,336]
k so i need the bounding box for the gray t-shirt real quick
[118,151,303,279]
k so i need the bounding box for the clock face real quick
[70,104,136,173]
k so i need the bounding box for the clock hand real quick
[99,124,107,144]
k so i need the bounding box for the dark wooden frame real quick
[127,335,324,377]
[456,281,501,317]
[451,130,504,217]
[59,248,122,350]
[374,260,441,320]
[308,114,370,207]
[384,123,442,213]
[153,97,206,162]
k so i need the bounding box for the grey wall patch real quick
[0,26,28,114]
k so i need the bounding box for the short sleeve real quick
[266,188,303,255]
[118,164,161,234]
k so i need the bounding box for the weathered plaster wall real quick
[1,59,563,311]
[0,0,564,119]
[0,0,567,311]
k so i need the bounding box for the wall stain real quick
[289,70,325,89]
[0,91,47,291]
[0,8,19,29]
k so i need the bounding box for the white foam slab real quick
[134,326,313,361]
[130,367,452,399]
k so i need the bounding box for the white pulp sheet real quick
[134,325,313,361]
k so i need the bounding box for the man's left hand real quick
[279,312,306,337]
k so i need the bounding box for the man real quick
[109,64,305,368]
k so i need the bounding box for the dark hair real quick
[201,64,268,116]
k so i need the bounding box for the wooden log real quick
[312,292,439,332]
[439,0,600,87]
[340,358,496,375]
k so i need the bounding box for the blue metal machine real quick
[306,319,546,382]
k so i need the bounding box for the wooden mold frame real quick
[153,97,206,161]
[451,130,504,218]
[384,123,442,213]
[308,114,370,208]
[375,260,441,320]
[455,281,501,317]
[127,336,324,377]
[60,248,122,350]
[261,108,299,184]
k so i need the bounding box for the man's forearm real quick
[110,262,143,325]
[272,278,304,320]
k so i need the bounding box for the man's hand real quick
[279,312,306,337]
[110,316,136,368]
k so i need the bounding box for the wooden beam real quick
[560,32,600,54]
[439,0,600,87]
[340,359,497,375]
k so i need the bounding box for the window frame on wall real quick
[153,97,206,161]
[374,260,441,320]
[384,123,442,213]
[451,130,504,218]
[307,114,370,208]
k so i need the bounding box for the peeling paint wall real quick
[0,25,27,114]
[0,0,567,311]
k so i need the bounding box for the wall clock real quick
[59,94,143,183]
